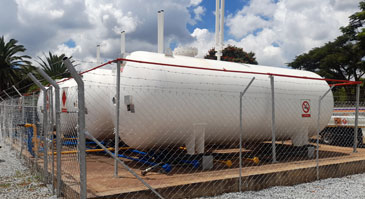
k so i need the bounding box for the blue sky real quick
[0,0,361,68]
[187,0,249,34]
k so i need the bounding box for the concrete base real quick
[8,138,365,199]
[202,155,213,170]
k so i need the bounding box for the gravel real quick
[0,140,56,199]
[203,174,365,199]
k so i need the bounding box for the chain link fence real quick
[0,55,364,199]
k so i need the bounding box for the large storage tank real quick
[37,68,115,140]
[112,51,334,152]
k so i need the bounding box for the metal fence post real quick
[239,77,255,192]
[115,60,121,177]
[115,30,125,177]
[12,86,24,158]
[0,99,3,140]
[353,84,360,152]
[36,68,62,196]
[3,91,13,143]
[316,85,334,180]
[10,98,13,143]
[32,92,39,169]
[31,92,39,168]
[63,57,87,199]
[28,73,49,183]
[50,90,55,195]
[270,75,277,163]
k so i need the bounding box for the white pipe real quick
[96,44,101,64]
[120,31,125,57]
[157,10,164,53]
[219,0,225,59]
[215,0,220,49]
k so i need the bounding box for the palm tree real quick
[37,52,72,80]
[0,36,32,93]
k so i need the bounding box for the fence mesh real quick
[0,57,364,199]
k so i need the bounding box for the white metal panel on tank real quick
[113,51,334,151]
[37,68,115,139]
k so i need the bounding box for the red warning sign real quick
[61,89,68,113]
[301,100,311,117]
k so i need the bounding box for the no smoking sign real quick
[301,99,311,118]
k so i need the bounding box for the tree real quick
[341,1,365,49]
[288,35,365,81]
[0,36,32,93]
[37,52,72,80]
[204,45,258,64]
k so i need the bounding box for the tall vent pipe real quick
[215,0,225,61]
[96,44,101,64]
[215,0,220,58]
[120,31,126,56]
[157,10,164,53]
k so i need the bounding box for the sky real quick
[0,0,362,68]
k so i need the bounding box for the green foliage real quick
[0,36,34,94]
[37,52,72,80]
[288,1,365,101]
[204,45,258,64]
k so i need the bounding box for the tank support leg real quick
[186,123,206,155]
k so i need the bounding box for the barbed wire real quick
[1,56,361,100]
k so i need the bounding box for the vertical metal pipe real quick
[27,73,48,183]
[215,0,220,56]
[121,31,126,55]
[157,10,164,53]
[12,86,24,156]
[20,95,24,158]
[36,68,62,196]
[115,60,121,177]
[63,57,87,199]
[219,0,225,49]
[96,44,101,64]
[115,31,125,177]
[239,77,255,192]
[3,91,13,143]
[11,98,13,143]
[316,97,321,180]
[270,76,277,163]
[354,84,360,152]
[316,86,334,180]
[49,88,55,195]
[0,100,3,140]
[32,92,39,171]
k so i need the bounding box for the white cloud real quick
[227,14,270,38]
[189,0,202,7]
[2,0,195,65]
[0,0,361,69]
[225,0,360,66]
[194,6,205,21]
[189,28,215,57]
[53,43,82,58]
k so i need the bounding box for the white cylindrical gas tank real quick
[37,68,115,140]
[114,51,334,151]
